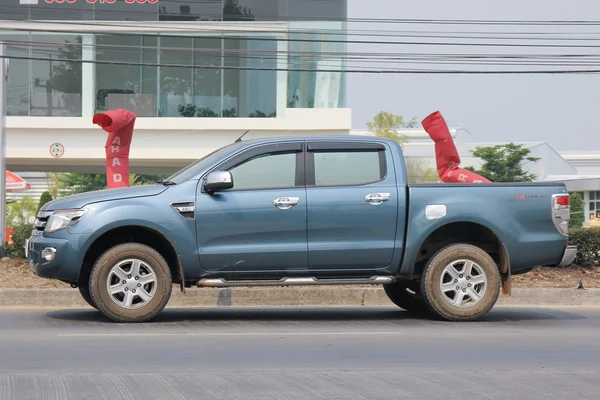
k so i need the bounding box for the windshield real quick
[165,142,242,184]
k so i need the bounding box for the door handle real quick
[273,197,300,210]
[365,193,390,205]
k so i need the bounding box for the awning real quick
[6,171,31,192]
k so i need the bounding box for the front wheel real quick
[420,243,500,322]
[89,243,173,323]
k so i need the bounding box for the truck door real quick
[305,141,400,272]
[195,142,308,273]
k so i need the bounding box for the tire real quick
[89,243,173,323]
[420,243,500,322]
[78,283,98,310]
[383,280,429,313]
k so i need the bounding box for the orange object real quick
[5,227,14,245]
[92,108,137,189]
[421,111,491,183]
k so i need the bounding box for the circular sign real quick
[49,142,65,158]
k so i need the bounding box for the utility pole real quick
[0,43,7,258]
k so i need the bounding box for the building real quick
[0,0,350,173]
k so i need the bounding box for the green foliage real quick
[56,173,169,196]
[568,228,600,266]
[58,173,107,196]
[5,222,34,259]
[7,196,37,226]
[464,143,541,182]
[366,111,414,142]
[36,191,53,214]
[569,192,584,228]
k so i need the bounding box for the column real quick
[81,34,95,119]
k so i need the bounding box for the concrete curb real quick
[0,287,599,308]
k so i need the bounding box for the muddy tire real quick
[383,280,429,313]
[78,283,98,310]
[420,243,500,322]
[89,243,172,323]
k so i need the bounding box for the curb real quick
[0,287,599,308]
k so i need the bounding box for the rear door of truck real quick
[304,140,405,272]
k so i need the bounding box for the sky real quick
[346,0,600,152]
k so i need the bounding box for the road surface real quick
[0,306,599,399]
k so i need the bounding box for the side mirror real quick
[203,171,233,193]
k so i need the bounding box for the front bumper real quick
[557,245,577,267]
[27,233,74,282]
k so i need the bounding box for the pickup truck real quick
[27,135,577,323]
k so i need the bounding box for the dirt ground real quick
[2,257,600,289]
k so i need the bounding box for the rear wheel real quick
[420,243,500,322]
[89,243,173,323]
[383,280,429,313]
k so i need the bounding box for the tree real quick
[367,111,439,184]
[569,192,584,228]
[36,191,53,214]
[57,172,170,196]
[7,196,37,226]
[366,111,415,142]
[464,143,541,182]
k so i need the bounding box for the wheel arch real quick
[78,225,185,293]
[405,221,511,295]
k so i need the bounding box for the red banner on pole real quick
[421,111,491,184]
[92,109,137,189]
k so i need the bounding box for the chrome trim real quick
[273,197,300,210]
[170,202,196,219]
[365,193,390,205]
[197,276,395,288]
[558,246,577,267]
[37,210,54,219]
[425,204,447,220]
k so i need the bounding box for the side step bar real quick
[196,276,395,288]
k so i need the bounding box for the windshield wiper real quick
[155,179,177,186]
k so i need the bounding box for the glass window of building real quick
[30,34,83,117]
[0,33,30,116]
[223,37,277,118]
[1,32,83,116]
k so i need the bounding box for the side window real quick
[227,152,297,190]
[313,150,384,186]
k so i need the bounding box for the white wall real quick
[6,108,352,173]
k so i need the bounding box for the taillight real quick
[552,193,570,236]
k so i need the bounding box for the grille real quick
[33,211,53,234]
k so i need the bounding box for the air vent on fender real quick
[170,202,195,219]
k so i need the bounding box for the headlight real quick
[45,209,87,232]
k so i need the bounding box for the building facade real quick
[1,0,350,172]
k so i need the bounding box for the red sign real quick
[92,109,137,189]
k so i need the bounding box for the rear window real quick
[313,150,384,186]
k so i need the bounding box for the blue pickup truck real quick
[27,135,576,323]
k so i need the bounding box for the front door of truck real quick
[305,141,401,272]
[195,142,308,274]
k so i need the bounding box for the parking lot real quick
[0,306,599,399]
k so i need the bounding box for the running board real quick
[196,276,395,288]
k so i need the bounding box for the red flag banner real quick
[92,109,137,189]
[421,111,491,184]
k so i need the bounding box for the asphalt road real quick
[0,306,599,399]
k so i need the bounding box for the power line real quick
[2,53,600,74]
[4,18,600,50]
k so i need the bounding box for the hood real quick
[41,184,169,211]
